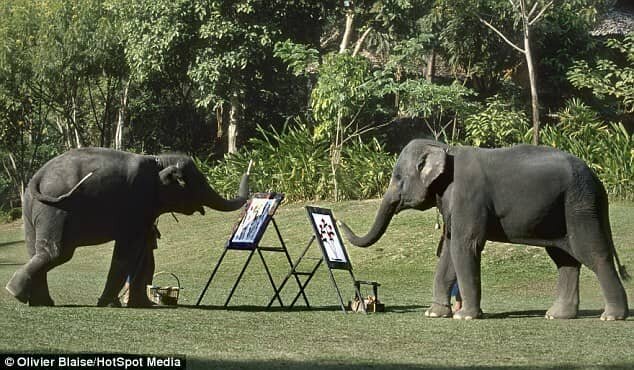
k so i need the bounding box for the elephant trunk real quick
[203,172,249,212]
[340,184,399,248]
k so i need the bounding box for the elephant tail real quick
[29,172,94,204]
[613,247,630,281]
[606,222,630,282]
[603,205,630,282]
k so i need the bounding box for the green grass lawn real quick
[0,200,633,369]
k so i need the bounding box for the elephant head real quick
[340,139,451,247]
[157,155,249,215]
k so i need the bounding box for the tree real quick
[568,33,634,114]
[115,0,329,155]
[0,0,129,206]
[479,0,553,145]
[0,0,50,203]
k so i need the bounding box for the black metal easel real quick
[195,193,307,308]
[266,206,380,314]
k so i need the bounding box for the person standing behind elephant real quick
[6,148,250,307]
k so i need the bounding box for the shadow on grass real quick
[0,240,23,248]
[179,304,424,313]
[486,309,604,319]
[186,359,634,370]
[4,353,632,370]
[56,304,180,310]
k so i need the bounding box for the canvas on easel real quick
[196,192,308,308]
[307,207,352,270]
[267,206,380,313]
[227,193,283,250]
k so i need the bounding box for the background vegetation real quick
[0,0,632,212]
[0,200,633,368]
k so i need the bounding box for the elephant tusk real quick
[247,160,254,176]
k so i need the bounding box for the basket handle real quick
[152,271,181,289]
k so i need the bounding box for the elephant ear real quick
[419,147,446,189]
[159,164,186,188]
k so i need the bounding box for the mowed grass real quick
[0,200,633,369]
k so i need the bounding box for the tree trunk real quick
[228,95,239,154]
[524,25,540,145]
[352,27,372,57]
[339,11,354,53]
[426,49,436,82]
[115,79,130,151]
[331,115,343,202]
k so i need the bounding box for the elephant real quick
[5,147,249,307]
[340,139,629,320]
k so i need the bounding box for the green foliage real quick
[427,0,519,88]
[464,96,529,147]
[1,208,22,223]
[395,79,478,142]
[273,40,319,77]
[540,99,633,200]
[201,123,331,202]
[536,0,599,90]
[567,33,634,113]
[201,123,395,202]
[340,138,397,200]
[310,53,378,139]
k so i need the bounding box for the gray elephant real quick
[341,139,629,320]
[5,147,249,307]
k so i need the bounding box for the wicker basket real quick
[146,271,181,306]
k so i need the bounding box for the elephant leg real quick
[426,236,455,318]
[97,240,129,307]
[450,223,485,320]
[568,213,628,320]
[28,270,54,307]
[545,247,580,319]
[30,246,77,306]
[6,207,67,306]
[126,239,156,308]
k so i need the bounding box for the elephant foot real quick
[600,304,628,321]
[97,296,122,308]
[545,302,578,320]
[29,298,55,307]
[126,297,156,308]
[29,294,55,307]
[452,308,483,320]
[424,303,452,318]
[5,270,31,304]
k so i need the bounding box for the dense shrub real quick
[540,99,633,200]
[464,97,529,147]
[203,100,631,202]
[200,123,396,202]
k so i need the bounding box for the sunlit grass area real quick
[1,200,632,369]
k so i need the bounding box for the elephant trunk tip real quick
[339,221,374,248]
[238,172,250,200]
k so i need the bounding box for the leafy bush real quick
[0,207,21,223]
[540,99,633,200]
[464,97,529,147]
[340,138,396,200]
[200,123,396,202]
[567,34,634,114]
[395,79,479,143]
